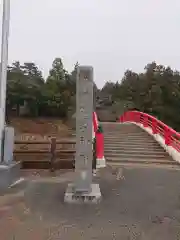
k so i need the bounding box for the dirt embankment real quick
[8,118,73,140]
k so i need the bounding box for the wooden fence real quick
[14,138,97,170]
[14,138,76,170]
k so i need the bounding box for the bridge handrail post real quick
[164,126,172,146]
[143,114,148,128]
[129,111,133,121]
[128,111,131,121]
[152,118,158,134]
[134,111,139,123]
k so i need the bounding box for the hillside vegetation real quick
[6,59,180,131]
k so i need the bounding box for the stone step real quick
[104,149,166,155]
[104,142,157,147]
[104,148,164,153]
[104,132,146,136]
[104,135,153,138]
[104,136,150,140]
[104,140,158,145]
[104,133,152,137]
[104,132,150,136]
[106,158,179,166]
[104,132,144,135]
[106,156,172,162]
[102,123,141,126]
[104,137,156,141]
[104,143,161,148]
[102,128,141,132]
[104,133,149,136]
[104,145,163,151]
[101,121,176,166]
[105,153,169,159]
[106,162,180,169]
[102,126,143,129]
[104,137,154,141]
[103,127,141,130]
[102,125,140,129]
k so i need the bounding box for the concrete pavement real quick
[0,167,180,239]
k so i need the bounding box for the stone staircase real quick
[102,122,179,166]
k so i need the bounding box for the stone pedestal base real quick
[0,162,21,192]
[64,183,102,204]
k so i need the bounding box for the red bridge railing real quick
[119,111,180,152]
[93,112,106,168]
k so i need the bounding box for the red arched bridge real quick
[96,111,180,168]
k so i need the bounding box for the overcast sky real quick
[0,0,180,88]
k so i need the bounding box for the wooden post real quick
[50,137,56,172]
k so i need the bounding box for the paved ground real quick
[0,166,180,239]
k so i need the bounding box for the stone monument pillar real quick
[64,66,101,203]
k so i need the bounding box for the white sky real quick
[0,0,180,87]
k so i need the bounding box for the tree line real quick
[6,58,77,119]
[6,59,180,130]
[101,62,180,131]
